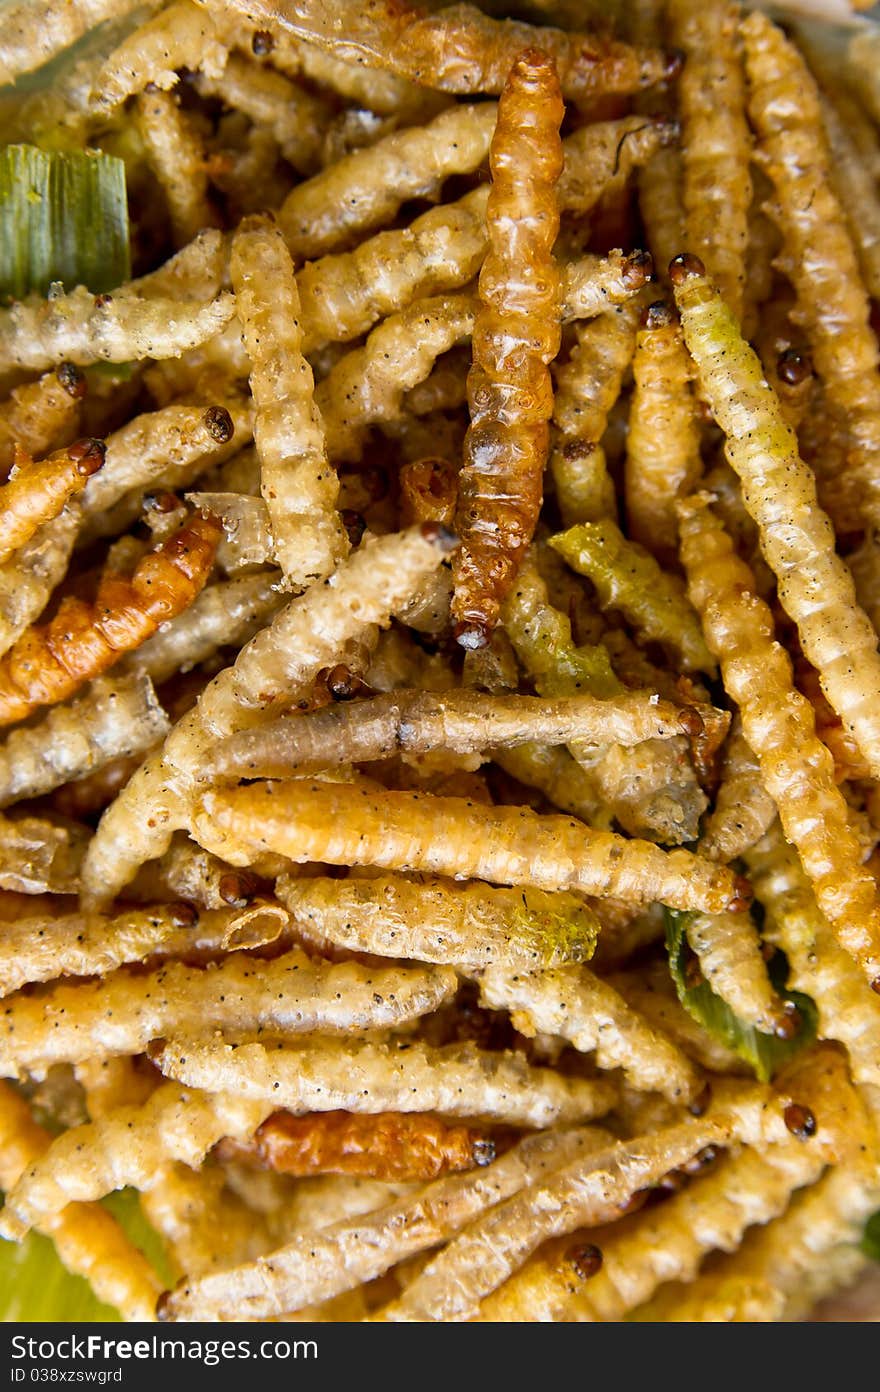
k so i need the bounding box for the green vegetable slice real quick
[0,144,129,300]
[664,907,817,1083]
[862,1210,880,1264]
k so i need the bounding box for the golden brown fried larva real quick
[671,254,880,783]
[819,93,880,303]
[0,1081,162,1321]
[550,298,642,528]
[0,814,87,895]
[0,0,159,84]
[134,87,217,249]
[624,302,701,559]
[0,438,103,568]
[0,950,455,1074]
[81,525,458,907]
[140,1160,276,1282]
[0,367,84,477]
[207,0,679,101]
[669,0,751,322]
[491,745,611,830]
[475,964,702,1105]
[0,287,235,373]
[230,215,348,587]
[550,520,715,675]
[207,688,701,779]
[193,779,749,914]
[847,26,880,126]
[157,1125,610,1322]
[132,572,282,687]
[451,50,564,648]
[0,511,220,728]
[685,911,787,1036]
[92,0,228,110]
[194,51,332,175]
[698,715,776,863]
[741,11,880,534]
[0,670,168,808]
[186,494,274,574]
[276,873,599,972]
[153,1035,617,1129]
[678,494,880,990]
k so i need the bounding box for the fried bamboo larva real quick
[276,873,600,972]
[746,824,880,1092]
[0,0,161,84]
[208,0,679,101]
[279,103,497,261]
[846,27,880,127]
[193,780,749,915]
[0,1082,273,1240]
[156,1125,610,1322]
[92,0,229,110]
[0,949,455,1075]
[475,964,702,1105]
[0,439,103,568]
[0,288,235,373]
[0,1081,162,1322]
[230,215,348,587]
[699,717,776,863]
[624,302,701,559]
[130,228,227,303]
[0,813,87,895]
[154,1035,616,1130]
[678,494,880,989]
[194,51,331,174]
[451,51,564,648]
[479,1140,825,1322]
[135,87,216,248]
[207,688,700,779]
[685,911,788,1036]
[0,900,287,998]
[671,253,880,780]
[550,300,642,528]
[0,670,169,808]
[0,367,84,477]
[132,572,281,687]
[819,93,880,302]
[741,12,880,531]
[491,745,611,830]
[669,0,751,322]
[0,511,220,728]
[81,524,455,907]
[140,1161,275,1281]
[550,520,715,675]
[379,1117,727,1322]
[123,834,253,913]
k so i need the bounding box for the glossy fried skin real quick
[0,511,220,728]
[452,50,563,649]
[0,438,103,568]
[237,1110,491,1183]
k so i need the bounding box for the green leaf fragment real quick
[862,1210,880,1264]
[0,144,129,300]
[664,907,817,1084]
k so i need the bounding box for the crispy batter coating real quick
[846,27,880,125]
[670,0,751,321]
[686,910,788,1036]
[0,949,454,1075]
[492,745,611,830]
[0,288,235,373]
[230,215,348,586]
[276,873,600,972]
[92,0,228,110]
[140,1161,275,1281]
[193,780,749,914]
[195,51,332,175]
[820,94,880,303]
[239,1110,487,1183]
[451,51,563,647]
[82,525,456,907]
[741,11,880,533]
[624,302,702,559]
[133,573,282,687]
[157,1125,609,1321]
[678,494,880,989]
[0,511,220,728]
[153,1035,616,1129]
[476,964,702,1105]
[0,368,84,477]
[0,439,103,568]
[0,670,168,808]
[0,0,158,83]
[0,1081,162,1321]
[135,87,217,248]
[0,814,87,895]
[551,299,642,528]
[671,253,880,783]
[550,520,715,674]
[698,716,776,863]
[208,0,679,101]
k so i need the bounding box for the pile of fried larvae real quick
[1,0,880,1323]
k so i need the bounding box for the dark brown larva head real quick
[203,404,235,444]
[56,361,87,399]
[251,29,274,55]
[783,1102,817,1141]
[168,900,200,929]
[218,872,259,908]
[341,510,366,547]
[566,1243,603,1280]
[69,437,106,478]
[642,300,676,330]
[669,252,706,285]
[774,1000,802,1041]
[622,249,654,290]
[776,349,813,387]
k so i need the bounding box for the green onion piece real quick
[664,907,817,1084]
[0,144,129,300]
[862,1211,880,1264]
